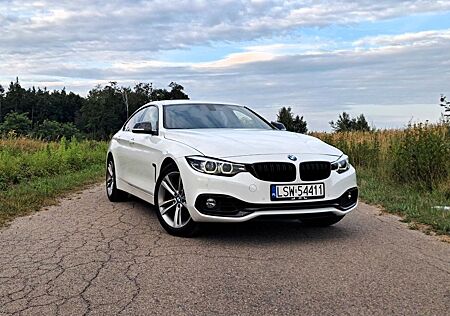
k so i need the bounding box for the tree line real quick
[0,78,371,140]
[0,79,188,140]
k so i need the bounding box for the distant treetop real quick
[329,112,372,132]
[276,106,308,134]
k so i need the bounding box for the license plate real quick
[270,183,325,201]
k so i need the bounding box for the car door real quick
[127,106,163,196]
[114,108,147,186]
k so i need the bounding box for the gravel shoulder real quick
[0,184,449,315]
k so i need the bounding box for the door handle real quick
[130,138,135,145]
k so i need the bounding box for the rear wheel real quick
[155,165,200,237]
[106,157,128,202]
[301,215,345,227]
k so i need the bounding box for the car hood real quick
[164,129,342,159]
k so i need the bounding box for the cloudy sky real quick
[1,0,450,130]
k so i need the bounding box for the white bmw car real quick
[106,100,358,236]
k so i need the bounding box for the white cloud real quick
[354,29,450,47]
[28,8,72,28]
[195,52,275,68]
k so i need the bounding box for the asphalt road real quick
[0,184,449,316]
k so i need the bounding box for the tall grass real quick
[313,123,450,234]
[0,136,107,225]
[0,136,107,190]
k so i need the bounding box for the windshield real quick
[163,104,273,129]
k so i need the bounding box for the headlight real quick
[186,156,247,176]
[331,155,350,174]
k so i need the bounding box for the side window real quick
[124,108,147,132]
[140,106,159,131]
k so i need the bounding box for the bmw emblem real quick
[288,155,297,161]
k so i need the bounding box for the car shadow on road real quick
[128,196,360,245]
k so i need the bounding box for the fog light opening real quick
[205,198,217,209]
[339,188,358,209]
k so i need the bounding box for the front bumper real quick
[176,156,358,223]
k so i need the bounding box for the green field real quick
[0,136,107,226]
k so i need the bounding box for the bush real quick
[32,120,81,141]
[0,112,32,136]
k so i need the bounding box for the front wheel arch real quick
[158,157,177,181]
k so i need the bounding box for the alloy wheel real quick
[158,171,191,228]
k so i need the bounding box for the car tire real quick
[301,215,345,227]
[106,157,128,202]
[155,164,200,237]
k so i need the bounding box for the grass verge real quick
[0,163,104,226]
[358,168,450,235]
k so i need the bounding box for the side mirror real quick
[271,121,286,131]
[132,122,157,135]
